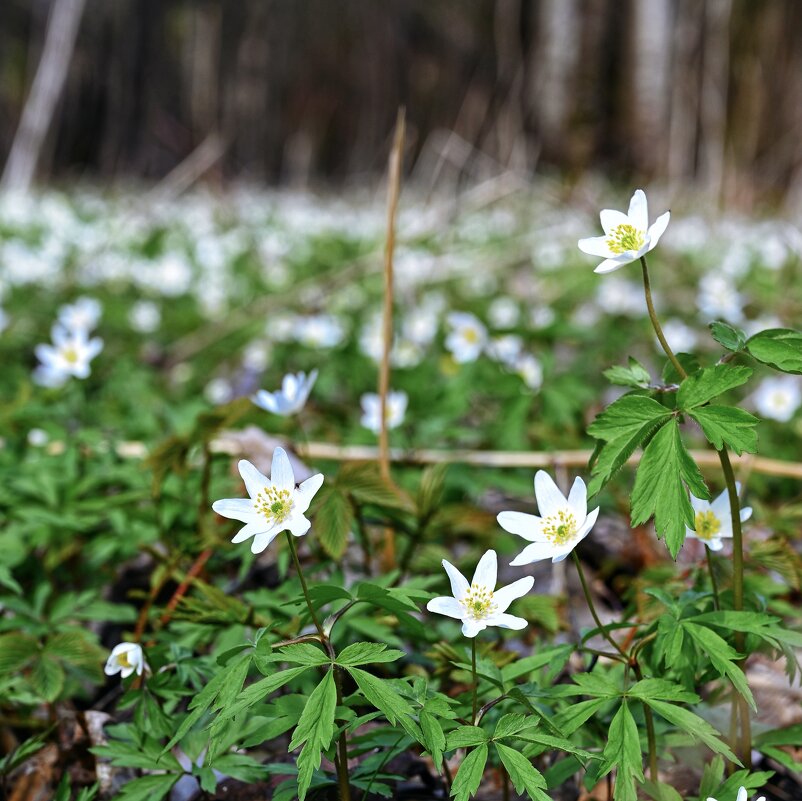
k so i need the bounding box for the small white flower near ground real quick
[129,300,161,333]
[35,325,103,382]
[578,189,671,274]
[253,370,318,416]
[212,448,324,553]
[104,642,147,679]
[686,486,752,551]
[360,391,407,434]
[58,297,102,332]
[752,375,802,422]
[707,787,765,801]
[426,550,534,638]
[204,377,232,405]
[498,471,600,564]
[445,312,487,363]
[514,353,544,390]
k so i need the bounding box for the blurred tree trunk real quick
[1,0,86,192]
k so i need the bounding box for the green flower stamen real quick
[695,510,721,540]
[543,509,578,545]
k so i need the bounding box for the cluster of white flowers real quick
[33,297,103,387]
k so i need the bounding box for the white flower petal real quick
[578,236,614,258]
[461,618,486,638]
[270,447,295,492]
[534,471,567,518]
[496,511,545,542]
[471,550,497,589]
[646,211,671,250]
[442,560,470,600]
[287,514,311,538]
[251,529,281,553]
[426,596,464,619]
[296,473,324,512]
[253,390,279,413]
[212,498,255,521]
[238,459,270,499]
[567,477,587,518]
[599,209,630,236]
[594,256,632,274]
[627,189,648,231]
[231,519,270,543]
[739,505,752,523]
[510,540,558,566]
[575,506,600,541]
[493,576,534,613]
[486,613,528,630]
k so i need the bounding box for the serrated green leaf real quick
[446,725,488,750]
[551,698,609,736]
[627,678,699,704]
[677,365,753,409]
[493,712,537,740]
[450,743,487,801]
[746,328,802,374]
[495,742,550,801]
[0,633,38,673]
[603,357,652,389]
[420,709,446,771]
[710,322,746,352]
[30,656,65,702]
[115,774,180,801]
[336,642,404,667]
[599,702,643,801]
[630,419,709,557]
[314,487,353,560]
[587,394,672,495]
[688,405,759,455]
[347,667,420,739]
[289,669,337,801]
[278,643,330,666]
[643,699,739,763]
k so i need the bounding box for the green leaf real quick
[599,702,643,801]
[336,642,404,667]
[662,353,700,384]
[493,713,537,740]
[587,394,672,495]
[688,406,759,455]
[446,725,488,750]
[603,358,652,389]
[278,643,331,666]
[710,322,747,352]
[746,328,802,374]
[682,622,755,710]
[627,678,698,704]
[289,669,337,801]
[552,698,609,736]
[115,774,180,801]
[677,365,753,409]
[347,667,420,739]
[314,487,353,560]
[0,633,38,673]
[495,742,550,801]
[420,709,446,771]
[450,744,487,801]
[30,656,65,702]
[630,419,709,558]
[643,699,739,763]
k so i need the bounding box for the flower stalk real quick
[471,638,478,725]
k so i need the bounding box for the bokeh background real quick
[3,0,802,207]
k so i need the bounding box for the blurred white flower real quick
[296,314,345,348]
[129,300,161,333]
[660,318,697,353]
[487,335,523,368]
[445,312,487,363]
[752,376,802,422]
[58,297,101,332]
[242,340,271,371]
[488,297,520,329]
[104,642,147,679]
[529,305,555,329]
[515,353,544,390]
[155,254,193,296]
[211,449,324,553]
[697,274,745,323]
[360,391,407,434]
[578,189,670,273]
[253,370,317,416]
[498,471,599,564]
[35,325,103,381]
[426,550,533,638]
[392,339,425,368]
[27,428,49,447]
[687,485,752,551]
[204,377,232,405]
[0,307,7,334]
[596,277,643,317]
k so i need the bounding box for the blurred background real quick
[2,0,802,208]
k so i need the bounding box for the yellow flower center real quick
[542,509,577,545]
[463,328,479,344]
[694,510,721,540]
[256,486,293,523]
[461,584,496,620]
[117,651,132,668]
[607,224,645,255]
[63,346,79,364]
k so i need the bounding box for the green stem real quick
[640,256,687,380]
[285,532,351,801]
[571,551,628,659]
[639,255,751,767]
[705,545,721,611]
[471,638,478,725]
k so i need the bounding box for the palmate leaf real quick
[746,328,802,374]
[449,744,487,801]
[676,365,752,409]
[587,394,672,495]
[495,742,550,801]
[688,406,759,455]
[336,642,404,667]
[603,357,652,389]
[346,668,421,740]
[630,419,709,558]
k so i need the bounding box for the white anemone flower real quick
[445,312,487,363]
[58,297,102,332]
[34,325,103,381]
[707,788,765,801]
[752,375,802,422]
[497,471,600,565]
[253,370,318,416]
[212,448,324,553]
[687,485,752,552]
[578,189,671,274]
[360,391,407,434]
[104,642,147,679]
[426,550,533,638]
